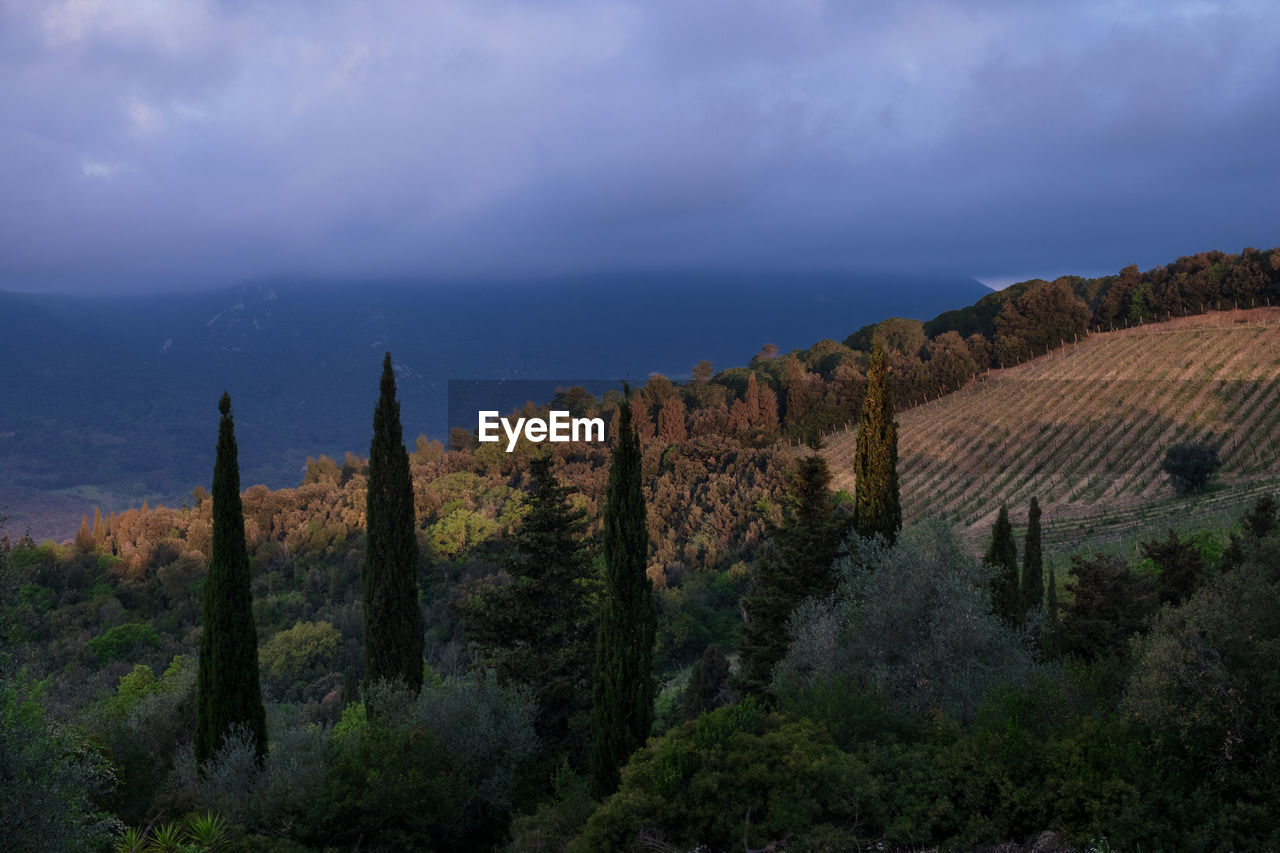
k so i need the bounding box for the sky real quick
[2,0,1278,293]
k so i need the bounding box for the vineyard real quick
[823,308,1280,553]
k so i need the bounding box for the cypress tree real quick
[590,393,655,799]
[1021,496,1044,614]
[986,504,1021,627]
[854,334,902,543]
[363,352,425,692]
[196,392,266,768]
[1044,564,1060,657]
[738,454,847,697]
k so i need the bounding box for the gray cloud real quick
[2,0,1277,291]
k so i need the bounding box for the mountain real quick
[0,272,987,539]
[822,307,1280,553]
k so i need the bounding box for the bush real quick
[1,681,121,851]
[86,620,160,664]
[1161,442,1220,494]
[776,520,1035,724]
[570,698,862,852]
[317,673,538,852]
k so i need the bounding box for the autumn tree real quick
[853,334,901,543]
[196,392,267,768]
[363,353,425,692]
[590,393,655,798]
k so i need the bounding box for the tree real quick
[682,644,730,720]
[457,453,595,763]
[590,393,655,798]
[986,504,1021,627]
[1141,529,1205,606]
[1161,442,1221,494]
[853,334,901,543]
[776,520,1034,724]
[1021,497,1044,615]
[364,352,425,692]
[1060,554,1157,661]
[196,392,267,768]
[738,455,847,697]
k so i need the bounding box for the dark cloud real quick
[2,0,1277,292]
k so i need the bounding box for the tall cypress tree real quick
[986,504,1021,627]
[738,454,847,698]
[854,334,902,543]
[196,392,266,768]
[364,352,425,692]
[1021,496,1044,614]
[590,393,655,799]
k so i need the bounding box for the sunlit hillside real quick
[824,307,1280,552]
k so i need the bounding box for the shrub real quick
[86,620,160,664]
[1,681,121,851]
[571,698,863,852]
[1161,442,1220,494]
[776,519,1035,724]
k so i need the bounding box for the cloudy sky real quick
[2,0,1277,292]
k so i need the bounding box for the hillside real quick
[0,272,986,541]
[824,307,1280,552]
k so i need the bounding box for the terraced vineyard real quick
[822,308,1280,553]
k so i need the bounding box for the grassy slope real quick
[823,307,1280,554]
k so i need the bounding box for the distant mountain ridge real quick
[0,271,987,539]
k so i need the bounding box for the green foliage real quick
[89,655,197,826]
[681,643,730,720]
[319,674,538,851]
[1140,529,1206,605]
[853,334,901,542]
[1021,496,1043,614]
[1,680,121,851]
[258,620,340,687]
[1125,541,1280,780]
[777,520,1035,724]
[363,353,426,692]
[985,504,1021,627]
[196,393,267,769]
[115,812,228,853]
[572,698,861,853]
[1060,554,1157,661]
[1161,441,1221,494]
[456,453,595,764]
[590,395,656,799]
[738,454,847,697]
[87,620,160,663]
[508,761,596,853]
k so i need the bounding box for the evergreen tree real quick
[456,453,595,763]
[1021,497,1044,614]
[590,394,655,799]
[854,334,902,543]
[196,392,266,768]
[986,504,1021,627]
[1044,564,1060,657]
[363,353,425,692]
[738,455,848,698]
[682,643,730,720]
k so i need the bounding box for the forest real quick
[3,244,1280,852]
